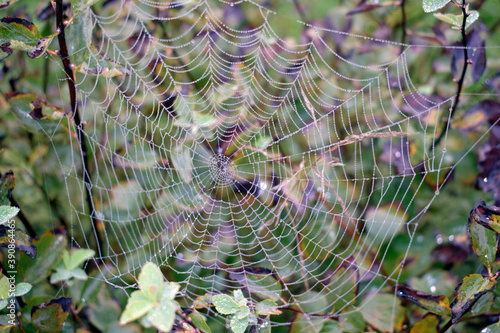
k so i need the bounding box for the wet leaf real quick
[423,0,451,12]
[229,267,282,301]
[434,8,478,30]
[255,299,281,316]
[469,200,500,234]
[0,206,18,225]
[137,262,165,302]
[319,320,343,333]
[469,204,497,272]
[0,17,55,59]
[147,300,176,333]
[410,314,439,333]
[0,225,36,258]
[396,285,450,316]
[71,0,99,18]
[187,309,211,333]
[364,203,407,245]
[212,294,240,315]
[119,291,154,324]
[482,321,500,332]
[230,314,249,333]
[450,274,497,323]
[360,293,405,332]
[18,227,67,284]
[31,297,71,333]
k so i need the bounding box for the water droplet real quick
[230,2,234,6]
[435,190,440,195]
[436,235,443,244]
[430,286,436,293]
[81,298,86,303]
[394,151,401,158]
[484,177,488,183]
[442,148,446,153]
[448,235,455,241]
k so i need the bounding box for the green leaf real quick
[396,285,451,316]
[188,309,212,333]
[71,0,99,16]
[230,314,249,333]
[423,0,451,13]
[320,320,343,333]
[339,310,365,333]
[31,297,71,333]
[229,268,282,302]
[0,0,20,9]
[0,225,37,258]
[0,17,55,59]
[410,314,439,333]
[212,294,240,315]
[18,227,67,284]
[434,9,479,31]
[0,172,15,206]
[0,299,7,311]
[14,282,32,296]
[0,276,9,299]
[451,274,497,323]
[482,320,500,333]
[360,293,405,332]
[87,289,121,330]
[171,143,193,184]
[138,262,164,301]
[324,258,359,311]
[147,300,177,333]
[255,299,282,316]
[66,249,95,270]
[119,291,154,325]
[159,282,180,302]
[469,211,497,272]
[469,200,500,234]
[0,206,18,225]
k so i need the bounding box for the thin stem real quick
[292,0,307,22]
[55,0,102,254]
[400,0,407,53]
[432,0,469,151]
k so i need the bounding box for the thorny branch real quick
[55,0,103,254]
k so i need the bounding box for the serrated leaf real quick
[159,282,180,302]
[31,297,71,333]
[147,300,176,333]
[138,262,164,301]
[469,200,500,234]
[237,306,250,319]
[423,0,451,12]
[212,294,240,315]
[255,299,281,316]
[0,17,55,59]
[119,291,154,325]
[0,225,36,258]
[469,209,497,272]
[0,206,18,225]
[230,314,249,333]
[188,309,212,333]
[434,9,479,30]
[451,274,497,323]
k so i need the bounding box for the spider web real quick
[38,0,499,330]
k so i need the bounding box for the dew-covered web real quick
[40,0,500,330]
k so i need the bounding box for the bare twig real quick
[432,0,469,151]
[55,0,102,254]
[400,0,407,53]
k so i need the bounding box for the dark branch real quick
[432,0,469,151]
[9,196,37,238]
[292,0,307,23]
[55,0,102,254]
[400,0,407,53]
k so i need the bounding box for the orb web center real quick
[208,154,236,186]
